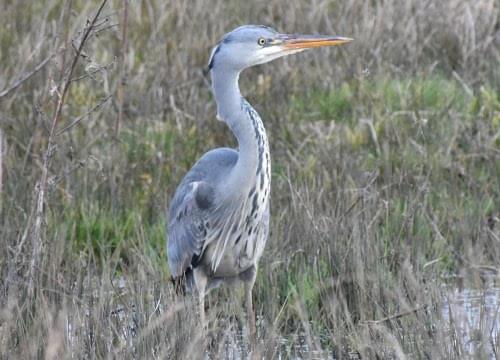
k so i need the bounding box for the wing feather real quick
[167,181,212,277]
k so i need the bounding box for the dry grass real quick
[0,0,499,358]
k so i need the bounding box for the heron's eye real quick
[257,37,266,46]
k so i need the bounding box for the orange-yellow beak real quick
[278,34,353,50]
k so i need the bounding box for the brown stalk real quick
[28,0,109,298]
[115,0,129,137]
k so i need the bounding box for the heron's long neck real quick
[211,69,270,193]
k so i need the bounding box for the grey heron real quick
[167,25,352,336]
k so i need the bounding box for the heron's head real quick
[207,25,352,73]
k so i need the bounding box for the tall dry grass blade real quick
[0,128,2,212]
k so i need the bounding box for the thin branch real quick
[28,0,109,298]
[92,23,119,36]
[69,58,116,83]
[115,0,129,137]
[51,0,108,132]
[56,94,112,135]
[0,54,54,99]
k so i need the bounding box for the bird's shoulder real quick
[170,147,238,204]
[195,147,239,173]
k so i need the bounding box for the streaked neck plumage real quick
[211,67,270,196]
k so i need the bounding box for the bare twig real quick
[52,1,109,131]
[115,0,129,137]
[56,94,112,135]
[0,54,54,99]
[92,22,119,36]
[28,0,109,298]
[69,58,116,83]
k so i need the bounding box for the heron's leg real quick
[244,282,256,340]
[242,266,257,341]
[193,267,208,329]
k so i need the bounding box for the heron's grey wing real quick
[167,180,214,278]
[167,148,238,278]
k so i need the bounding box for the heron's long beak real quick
[277,34,353,50]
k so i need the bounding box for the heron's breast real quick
[204,159,271,277]
[203,101,272,277]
